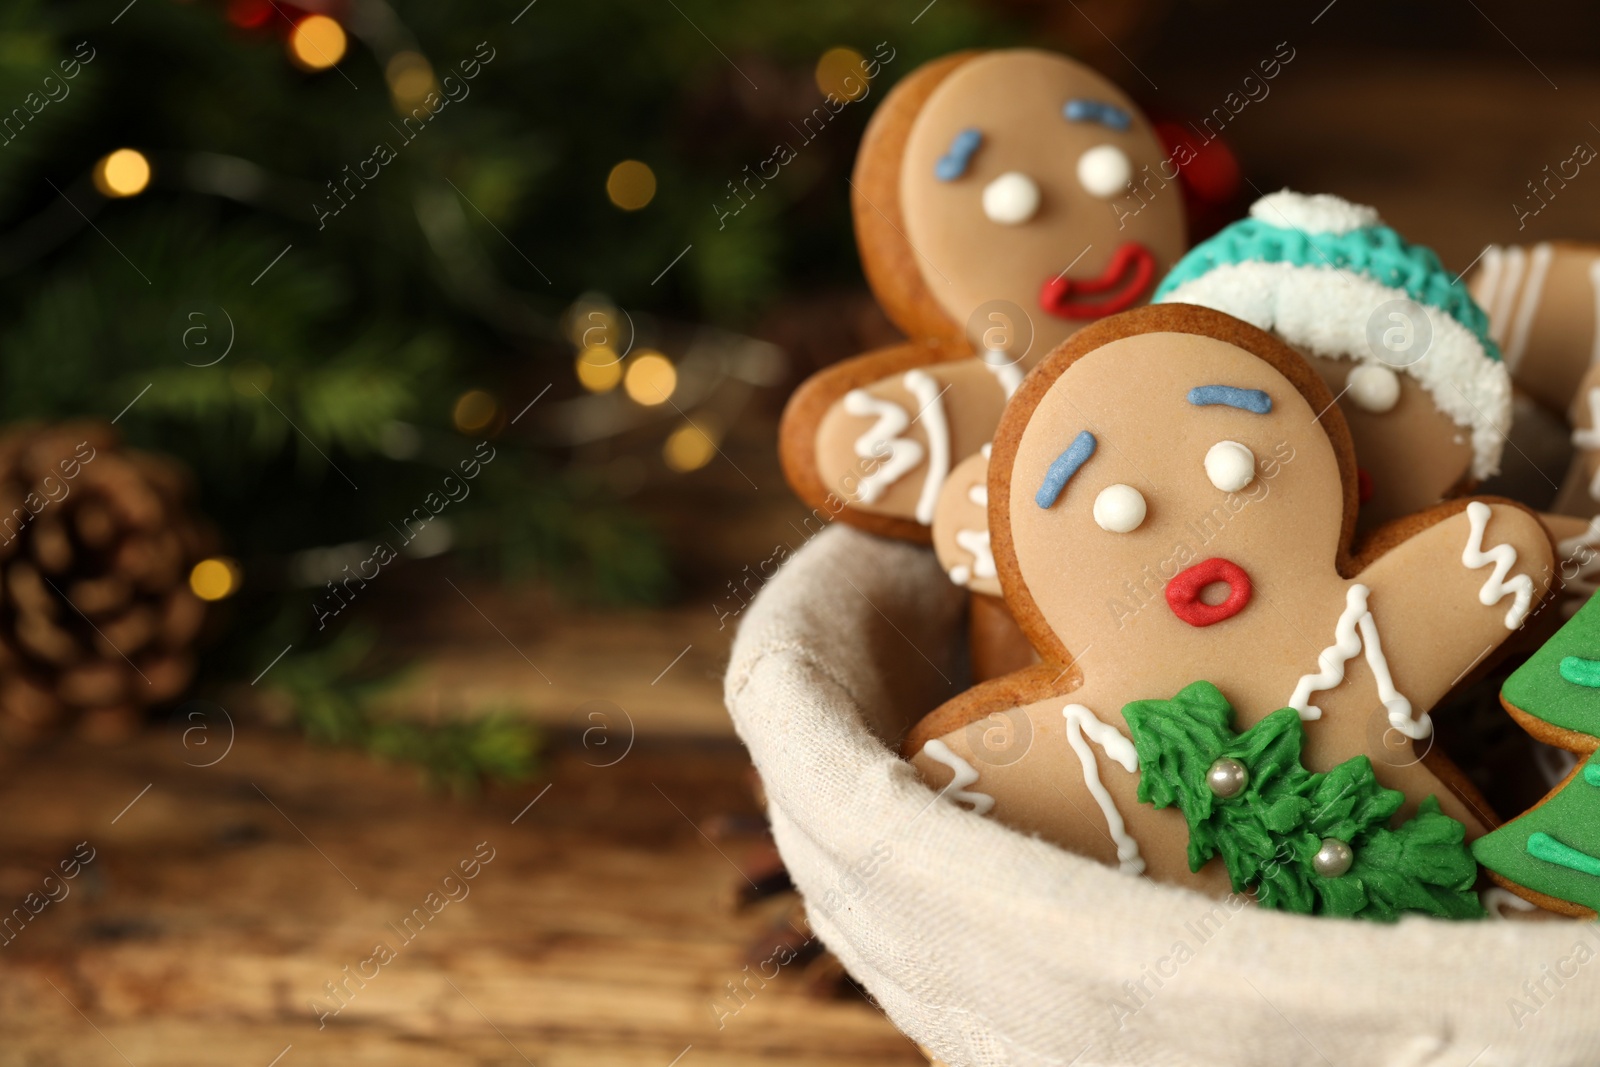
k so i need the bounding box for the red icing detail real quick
[1038,243,1156,320]
[1166,558,1252,627]
[1357,467,1374,505]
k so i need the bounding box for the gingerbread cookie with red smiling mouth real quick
[779,49,1187,542]
[904,303,1556,898]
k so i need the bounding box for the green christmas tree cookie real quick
[1473,753,1600,917]
[1474,594,1600,917]
[1122,681,1482,921]
[1500,587,1600,752]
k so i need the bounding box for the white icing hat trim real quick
[1249,190,1381,236]
[1161,261,1510,479]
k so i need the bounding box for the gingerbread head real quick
[906,304,1555,901]
[1155,191,1511,531]
[781,49,1188,542]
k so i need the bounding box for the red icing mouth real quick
[1166,558,1252,627]
[1038,242,1157,320]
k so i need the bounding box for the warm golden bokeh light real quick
[288,14,348,71]
[189,558,241,601]
[623,351,676,405]
[576,345,624,393]
[606,160,656,211]
[452,389,499,433]
[93,148,151,198]
[815,46,870,101]
[386,51,436,108]
[663,420,718,472]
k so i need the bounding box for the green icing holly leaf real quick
[1502,590,1600,738]
[1122,682,1483,922]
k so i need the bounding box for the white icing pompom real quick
[982,171,1040,225]
[1093,483,1146,533]
[1204,441,1256,492]
[1076,145,1131,199]
[1346,362,1401,413]
[1249,190,1380,235]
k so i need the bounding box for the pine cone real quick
[0,422,211,743]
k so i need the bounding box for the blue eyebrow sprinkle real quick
[1187,385,1272,414]
[1036,430,1097,509]
[934,128,983,181]
[1064,98,1131,132]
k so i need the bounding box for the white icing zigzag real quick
[1462,500,1534,630]
[1063,704,1144,875]
[842,371,950,525]
[921,738,995,815]
[1571,387,1600,501]
[842,389,924,505]
[948,483,996,589]
[903,370,950,525]
[981,352,1024,399]
[1288,584,1428,741]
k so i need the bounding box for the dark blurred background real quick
[0,1,1597,1063]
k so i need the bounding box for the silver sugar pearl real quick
[1313,837,1354,878]
[1206,757,1249,798]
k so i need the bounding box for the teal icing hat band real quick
[1156,217,1500,364]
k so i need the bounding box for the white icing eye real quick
[1346,363,1401,413]
[1077,144,1132,199]
[1204,441,1256,492]
[1093,483,1146,533]
[982,171,1040,224]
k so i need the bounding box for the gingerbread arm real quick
[1342,499,1556,728]
[779,340,1016,543]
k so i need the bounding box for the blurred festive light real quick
[576,345,624,393]
[189,558,241,601]
[288,15,347,71]
[93,149,151,198]
[453,389,499,433]
[623,351,676,406]
[815,46,870,101]
[663,420,719,472]
[606,160,656,211]
[226,0,273,29]
[386,51,437,109]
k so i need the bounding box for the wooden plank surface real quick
[0,727,923,1066]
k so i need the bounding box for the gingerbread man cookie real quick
[906,304,1555,902]
[780,49,1186,542]
[936,191,1514,680]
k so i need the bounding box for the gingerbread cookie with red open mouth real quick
[905,303,1555,906]
[780,49,1186,542]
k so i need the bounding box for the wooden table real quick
[0,728,924,1066]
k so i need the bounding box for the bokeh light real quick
[93,149,151,198]
[663,420,718,472]
[189,558,241,601]
[453,389,500,433]
[576,346,624,393]
[288,15,348,71]
[386,51,437,109]
[815,46,870,101]
[623,351,676,405]
[606,160,656,211]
